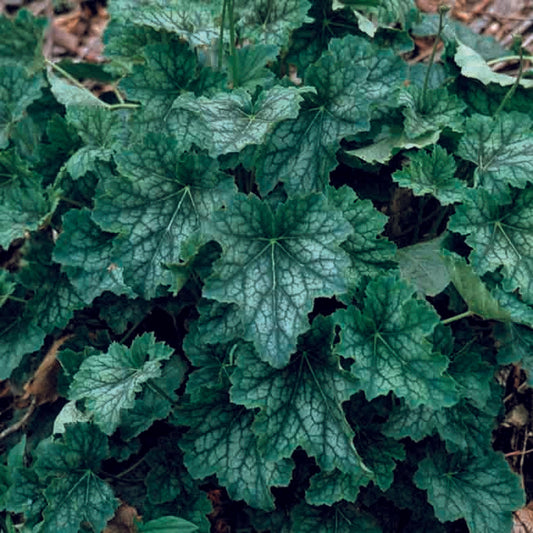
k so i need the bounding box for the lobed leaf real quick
[336,274,458,408]
[204,193,351,367]
[69,333,175,435]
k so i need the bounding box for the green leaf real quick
[0,302,45,380]
[256,34,407,194]
[442,251,511,321]
[119,355,186,440]
[109,0,221,46]
[384,396,498,455]
[392,145,466,205]
[183,337,240,399]
[396,235,451,297]
[290,502,381,533]
[327,186,396,287]
[399,86,466,141]
[98,294,152,335]
[120,40,197,117]
[448,188,533,305]
[495,322,533,384]
[344,122,440,164]
[144,433,201,506]
[365,0,416,28]
[34,423,117,533]
[443,335,494,409]
[69,333,174,435]
[286,2,360,74]
[204,193,351,367]
[230,317,371,477]
[0,151,55,251]
[345,395,406,491]
[491,288,533,328]
[4,436,47,527]
[93,137,235,298]
[64,106,124,179]
[231,44,278,91]
[0,270,16,308]
[23,267,85,333]
[53,208,134,303]
[306,468,373,505]
[0,9,47,70]
[414,450,524,533]
[139,516,199,533]
[336,274,457,407]
[235,0,312,46]
[173,86,304,156]
[187,299,244,346]
[179,391,293,511]
[456,112,533,201]
[454,40,533,88]
[47,73,104,108]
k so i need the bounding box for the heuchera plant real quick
[1,0,532,531]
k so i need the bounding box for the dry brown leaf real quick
[103,504,141,533]
[513,503,533,533]
[23,335,72,405]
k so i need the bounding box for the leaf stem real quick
[45,58,139,110]
[487,54,533,66]
[495,39,524,116]
[227,0,239,86]
[45,58,93,93]
[441,310,474,325]
[146,379,177,406]
[118,317,145,345]
[422,5,449,105]
[218,0,227,70]
[6,295,27,303]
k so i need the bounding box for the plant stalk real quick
[421,5,449,105]
[495,40,524,115]
[441,310,474,325]
[46,59,139,110]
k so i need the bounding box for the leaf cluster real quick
[0,1,532,532]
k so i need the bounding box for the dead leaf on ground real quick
[104,504,141,533]
[513,501,533,533]
[23,335,72,405]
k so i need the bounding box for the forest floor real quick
[1,0,533,531]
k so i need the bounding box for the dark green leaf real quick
[327,186,396,287]
[204,193,351,367]
[93,137,235,297]
[449,188,533,305]
[336,274,458,407]
[392,145,466,205]
[34,423,117,533]
[179,391,293,511]
[256,34,407,194]
[53,208,135,303]
[456,112,533,201]
[414,450,524,533]
[290,502,381,532]
[231,44,278,90]
[173,86,304,156]
[119,355,185,440]
[138,516,199,532]
[69,333,175,435]
[0,9,46,70]
[400,86,466,141]
[230,318,371,477]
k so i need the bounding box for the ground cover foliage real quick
[0,0,532,531]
